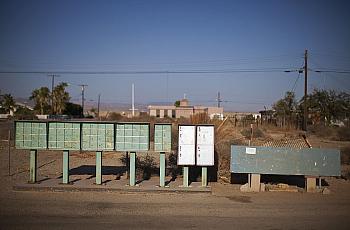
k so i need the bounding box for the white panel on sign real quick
[197,126,214,145]
[178,125,196,165]
[196,126,215,166]
[179,126,195,145]
[245,147,256,155]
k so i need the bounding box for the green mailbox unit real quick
[115,123,149,151]
[154,124,172,152]
[81,123,114,151]
[15,121,47,149]
[48,122,81,150]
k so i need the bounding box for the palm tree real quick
[30,87,51,115]
[1,94,16,114]
[52,82,70,114]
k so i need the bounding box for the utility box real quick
[115,123,149,151]
[48,122,81,150]
[154,124,172,152]
[15,121,47,149]
[231,146,341,177]
[81,123,114,151]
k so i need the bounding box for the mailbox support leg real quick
[305,176,317,192]
[29,150,37,183]
[183,166,189,187]
[62,150,69,184]
[201,167,208,187]
[250,174,261,192]
[129,152,136,186]
[159,152,166,187]
[96,151,102,185]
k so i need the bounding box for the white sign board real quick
[196,126,214,166]
[178,125,196,165]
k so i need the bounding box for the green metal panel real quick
[48,122,81,150]
[81,123,114,151]
[15,121,47,149]
[230,146,341,176]
[154,124,172,152]
[115,123,149,151]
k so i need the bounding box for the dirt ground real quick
[1,120,350,229]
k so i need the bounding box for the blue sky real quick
[0,0,349,111]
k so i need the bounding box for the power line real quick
[0,68,303,75]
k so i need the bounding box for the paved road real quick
[1,189,350,230]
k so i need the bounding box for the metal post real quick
[62,150,69,184]
[159,152,166,187]
[96,151,102,185]
[183,166,189,187]
[303,49,308,131]
[29,150,37,183]
[201,166,208,187]
[8,129,11,176]
[129,152,136,186]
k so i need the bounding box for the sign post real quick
[196,125,215,187]
[29,149,37,183]
[62,150,69,184]
[130,152,136,186]
[96,151,102,185]
[178,125,196,187]
[160,152,166,187]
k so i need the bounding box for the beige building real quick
[148,99,224,120]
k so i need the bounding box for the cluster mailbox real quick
[48,122,80,150]
[82,123,114,151]
[15,121,47,149]
[177,125,215,166]
[115,123,149,151]
[154,124,172,152]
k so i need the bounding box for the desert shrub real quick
[168,152,180,179]
[341,146,350,165]
[241,128,264,139]
[138,154,157,180]
[308,125,336,139]
[107,112,123,121]
[190,113,210,124]
[337,127,350,141]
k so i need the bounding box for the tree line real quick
[272,89,350,127]
[0,82,82,118]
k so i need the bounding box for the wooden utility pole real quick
[79,84,88,117]
[97,93,101,119]
[217,91,222,108]
[303,50,308,131]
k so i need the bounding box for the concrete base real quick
[250,174,261,192]
[305,177,317,193]
[241,174,262,192]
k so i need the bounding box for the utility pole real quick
[79,84,88,117]
[217,91,222,108]
[303,49,308,131]
[97,93,101,119]
[48,74,59,114]
[132,83,135,117]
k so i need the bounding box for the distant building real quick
[148,98,224,120]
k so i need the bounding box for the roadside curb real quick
[13,184,212,194]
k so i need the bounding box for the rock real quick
[322,188,331,195]
[240,183,250,192]
[277,183,289,189]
